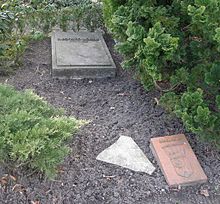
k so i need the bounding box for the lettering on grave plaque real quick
[57,38,100,42]
[150,134,208,187]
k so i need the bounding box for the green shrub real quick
[103,0,220,148]
[0,0,103,74]
[0,84,85,178]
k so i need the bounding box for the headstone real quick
[150,134,207,187]
[96,136,155,175]
[51,30,116,79]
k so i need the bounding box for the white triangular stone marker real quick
[96,136,155,175]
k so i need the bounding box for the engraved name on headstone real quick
[150,134,207,187]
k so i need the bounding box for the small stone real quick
[76,194,81,199]
[165,186,169,191]
[200,189,209,197]
[114,192,120,197]
[146,191,151,196]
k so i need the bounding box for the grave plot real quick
[2,39,220,204]
[51,30,116,79]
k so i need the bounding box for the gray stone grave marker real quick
[51,30,116,79]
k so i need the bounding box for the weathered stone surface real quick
[96,136,155,175]
[150,134,208,187]
[51,30,116,79]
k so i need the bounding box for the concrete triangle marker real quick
[96,136,155,175]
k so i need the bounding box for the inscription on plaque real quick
[150,134,207,187]
[162,143,194,178]
[57,38,100,42]
[51,30,116,79]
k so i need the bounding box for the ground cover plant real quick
[102,0,220,148]
[0,84,84,178]
[0,0,103,74]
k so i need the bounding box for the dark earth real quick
[0,34,220,204]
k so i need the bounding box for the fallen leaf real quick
[103,175,116,180]
[103,175,116,179]
[154,98,159,105]
[9,175,17,181]
[169,185,181,192]
[0,176,8,186]
[12,184,26,193]
[200,189,209,197]
[31,201,40,204]
[57,166,65,173]
[117,93,129,96]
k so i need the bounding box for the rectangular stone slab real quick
[56,39,111,66]
[51,30,116,79]
[150,134,207,187]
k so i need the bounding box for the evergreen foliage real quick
[0,84,85,178]
[0,0,103,74]
[103,0,220,148]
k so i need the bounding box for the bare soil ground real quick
[0,36,219,204]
